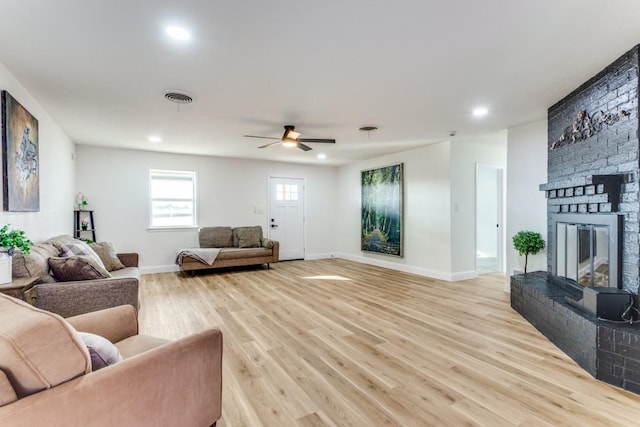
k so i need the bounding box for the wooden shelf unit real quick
[74,210,96,242]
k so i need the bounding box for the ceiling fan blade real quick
[243,135,280,140]
[297,143,313,151]
[258,141,282,149]
[298,138,336,144]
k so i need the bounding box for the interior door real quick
[269,177,305,260]
[476,164,504,275]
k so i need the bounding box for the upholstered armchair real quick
[0,294,223,426]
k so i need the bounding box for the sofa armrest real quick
[66,305,138,343]
[0,329,223,427]
[117,253,139,268]
[23,277,139,318]
[265,239,279,262]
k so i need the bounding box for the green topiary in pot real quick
[0,225,32,256]
[512,230,545,274]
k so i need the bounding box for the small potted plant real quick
[512,230,545,274]
[76,192,89,210]
[81,220,89,230]
[0,225,32,284]
[0,225,32,256]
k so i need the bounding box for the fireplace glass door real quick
[556,222,609,287]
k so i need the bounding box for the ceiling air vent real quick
[164,91,193,104]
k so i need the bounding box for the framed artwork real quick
[361,163,403,257]
[1,91,39,212]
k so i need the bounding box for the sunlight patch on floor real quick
[302,275,352,281]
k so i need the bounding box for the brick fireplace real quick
[511,45,640,393]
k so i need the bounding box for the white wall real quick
[337,142,454,280]
[75,145,338,272]
[0,61,75,242]
[336,134,508,281]
[450,133,507,278]
[506,120,548,289]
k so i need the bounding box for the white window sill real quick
[147,226,199,232]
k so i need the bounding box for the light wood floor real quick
[139,259,640,426]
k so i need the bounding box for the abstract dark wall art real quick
[1,91,39,212]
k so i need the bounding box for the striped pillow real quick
[59,242,106,270]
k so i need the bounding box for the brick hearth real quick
[511,44,640,393]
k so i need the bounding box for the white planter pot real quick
[0,251,12,284]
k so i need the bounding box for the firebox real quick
[550,213,622,289]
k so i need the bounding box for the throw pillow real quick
[59,242,106,271]
[236,227,262,248]
[48,256,112,282]
[77,332,123,371]
[89,242,125,271]
[199,227,234,248]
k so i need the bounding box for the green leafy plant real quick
[512,231,545,274]
[0,225,32,256]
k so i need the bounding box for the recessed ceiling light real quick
[472,107,489,117]
[317,153,327,160]
[149,136,162,143]
[165,26,191,41]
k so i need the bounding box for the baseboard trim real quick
[451,270,477,281]
[305,252,335,260]
[334,252,474,282]
[140,256,478,281]
[140,264,180,274]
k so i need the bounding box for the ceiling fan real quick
[243,125,336,151]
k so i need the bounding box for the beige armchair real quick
[0,294,223,426]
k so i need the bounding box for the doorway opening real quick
[476,164,504,275]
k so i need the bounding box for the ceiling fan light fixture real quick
[282,140,297,148]
[283,129,301,140]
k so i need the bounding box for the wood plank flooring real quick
[139,259,640,426]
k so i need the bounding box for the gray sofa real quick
[12,235,140,318]
[177,226,279,273]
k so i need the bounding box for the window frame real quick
[148,169,198,230]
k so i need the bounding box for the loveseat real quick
[12,235,140,318]
[177,226,279,272]
[0,294,223,426]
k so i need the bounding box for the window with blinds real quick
[149,169,197,228]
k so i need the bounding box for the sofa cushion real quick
[0,294,90,399]
[12,242,59,278]
[49,256,112,282]
[60,242,105,268]
[0,370,17,407]
[90,242,126,271]
[217,247,273,260]
[199,227,234,248]
[45,235,84,250]
[77,332,123,371]
[234,226,263,248]
[115,335,170,359]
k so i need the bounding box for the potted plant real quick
[512,230,545,274]
[0,225,32,284]
[76,192,88,210]
[81,220,89,230]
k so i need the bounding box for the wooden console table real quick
[0,277,38,300]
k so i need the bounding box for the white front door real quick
[269,177,305,260]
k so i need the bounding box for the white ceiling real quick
[1,1,640,165]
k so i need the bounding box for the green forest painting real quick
[361,163,403,257]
